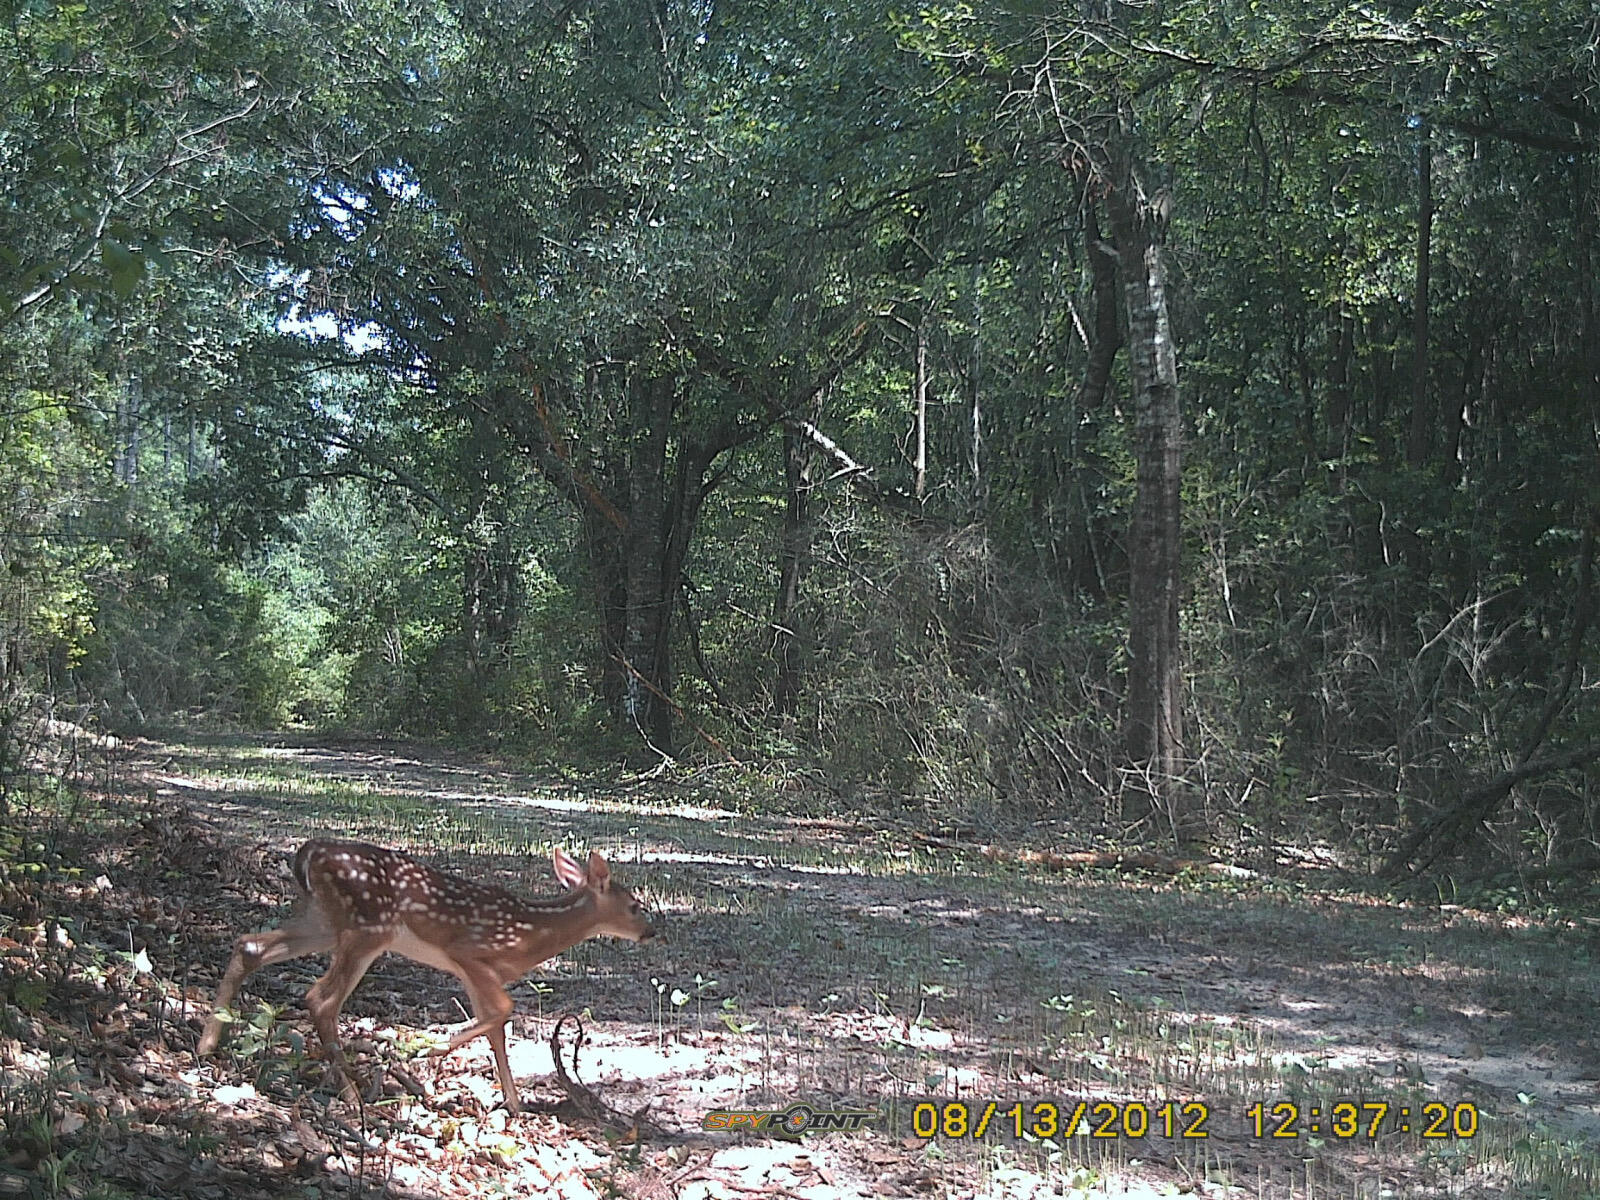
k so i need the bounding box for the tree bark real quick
[1406,120,1434,468]
[914,321,929,502]
[1057,202,1122,599]
[772,425,810,715]
[1325,306,1354,469]
[620,372,676,751]
[1104,145,1187,835]
[967,284,983,492]
[582,505,629,722]
[1079,203,1122,413]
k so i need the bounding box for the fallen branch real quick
[1385,742,1600,878]
[549,1013,660,1140]
[909,833,1237,877]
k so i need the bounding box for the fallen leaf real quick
[53,1112,86,1137]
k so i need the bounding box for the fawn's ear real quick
[586,850,611,890]
[552,846,588,890]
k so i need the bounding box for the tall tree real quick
[1101,137,1185,829]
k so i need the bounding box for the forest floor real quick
[3,731,1600,1200]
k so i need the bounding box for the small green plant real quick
[649,976,667,1042]
[719,996,758,1035]
[214,1004,312,1093]
[650,976,691,1044]
[0,1059,85,1192]
[521,978,554,1022]
[36,1149,78,1196]
[686,973,716,1024]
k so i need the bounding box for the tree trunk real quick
[463,533,519,686]
[1406,121,1434,468]
[1440,334,1480,488]
[914,321,929,502]
[1080,203,1122,413]
[115,370,142,485]
[772,425,810,715]
[1325,306,1354,469]
[584,506,629,721]
[1104,146,1187,835]
[619,372,676,752]
[499,353,764,755]
[967,282,983,493]
[1580,153,1600,396]
[1061,202,1122,599]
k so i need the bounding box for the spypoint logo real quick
[702,1101,877,1136]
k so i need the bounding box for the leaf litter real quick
[2,733,1598,1199]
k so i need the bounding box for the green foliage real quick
[0,0,1597,872]
[0,321,309,736]
[81,553,297,729]
[253,480,608,739]
[0,390,105,680]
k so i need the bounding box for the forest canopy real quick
[4,0,1599,878]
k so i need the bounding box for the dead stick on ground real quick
[549,1012,660,1138]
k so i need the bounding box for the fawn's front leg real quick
[198,908,335,1055]
[433,960,520,1112]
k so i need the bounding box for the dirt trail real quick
[119,735,1600,1197]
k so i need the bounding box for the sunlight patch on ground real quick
[685,1143,854,1200]
[435,788,593,812]
[647,851,855,874]
[494,791,746,821]
[497,1034,699,1085]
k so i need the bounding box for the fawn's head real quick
[552,847,657,942]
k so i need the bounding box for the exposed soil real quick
[4,732,1599,1199]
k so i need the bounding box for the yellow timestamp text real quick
[1245,1100,1480,1140]
[904,1099,1213,1141]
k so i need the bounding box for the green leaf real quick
[101,238,144,297]
[13,978,50,1012]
